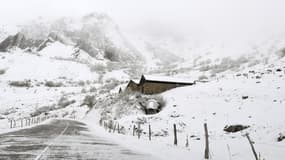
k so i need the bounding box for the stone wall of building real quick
[142,82,185,94]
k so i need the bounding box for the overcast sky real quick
[1,0,285,45]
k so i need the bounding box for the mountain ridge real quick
[0,13,143,63]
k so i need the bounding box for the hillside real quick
[86,55,285,160]
[0,11,285,160]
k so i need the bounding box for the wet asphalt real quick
[0,119,157,160]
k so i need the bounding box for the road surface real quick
[0,119,158,160]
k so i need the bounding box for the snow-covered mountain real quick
[126,30,285,75]
[129,33,285,79]
[0,13,142,63]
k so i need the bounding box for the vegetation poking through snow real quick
[89,64,106,73]
[103,78,121,90]
[0,69,6,75]
[277,48,285,58]
[31,105,55,117]
[223,124,250,133]
[45,81,63,87]
[98,92,166,121]
[81,95,96,109]
[9,80,31,87]
[277,133,285,142]
[198,75,208,80]
[57,96,76,108]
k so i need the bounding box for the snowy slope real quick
[87,57,285,160]
[0,51,97,81]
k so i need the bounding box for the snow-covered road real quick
[0,119,158,160]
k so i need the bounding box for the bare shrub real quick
[199,65,211,72]
[90,64,106,72]
[77,81,85,86]
[104,46,120,62]
[81,95,96,109]
[31,105,55,117]
[89,86,96,92]
[2,108,17,115]
[277,48,285,58]
[198,75,209,80]
[81,88,87,93]
[58,97,76,108]
[9,80,31,87]
[62,111,69,118]
[45,81,63,87]
[103,79,120,90]
[0,69,6,75]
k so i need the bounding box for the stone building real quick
[125,75,195,94]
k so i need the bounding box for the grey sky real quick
[1,0,285,44]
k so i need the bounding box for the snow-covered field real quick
[0,48,99,132]
[0,45,131,134]
[85,58,285,160]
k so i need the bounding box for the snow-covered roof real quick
[132,79,140,84]
[142,75,195,84]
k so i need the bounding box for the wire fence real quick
[99,120,271,160]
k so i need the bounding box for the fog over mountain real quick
[1,0,285,55]
[1,1,285,160]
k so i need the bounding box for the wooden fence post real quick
[9,119,13,129]
[204,123,209,159]
[13,119,16,128]
[109,121,112,133]
[149,124,152,141]
[117,123,120,134]
[245,133,258,160]
[227,144,232,160]
[138,123,141,139]
[174,124,177,145]
[99,119,102,126]
[185,134,189,148]
[133,125,136,136]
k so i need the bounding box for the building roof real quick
[131,79,140,84]
[142,75,195,84]
[126,79,140,88]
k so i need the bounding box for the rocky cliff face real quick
[0,13,143,63]
[0,33,44,52]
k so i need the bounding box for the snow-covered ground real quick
[0,12,285,159]
[84,57,285,160]
[0,44,133,134]
[0,47,99,132]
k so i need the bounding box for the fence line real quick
[99,120,267,160]
[7,114,59,129]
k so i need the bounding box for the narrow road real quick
[0,119,157,160]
